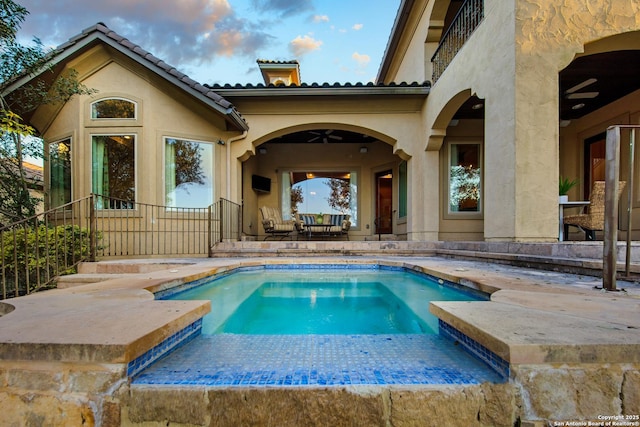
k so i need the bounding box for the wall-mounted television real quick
[252,174,271,193]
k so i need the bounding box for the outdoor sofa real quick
[296,213,351,240]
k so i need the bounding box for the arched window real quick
[91,98,136,119]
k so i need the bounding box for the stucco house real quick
[3,0,639,244]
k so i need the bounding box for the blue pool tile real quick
[132,334,505,387]
[439,320,510,379]
[127,318,202,377]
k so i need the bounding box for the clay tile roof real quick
[206,80,430,92]
[256,59,300,65]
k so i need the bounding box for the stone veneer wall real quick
[2,361,637,425]
[121,384,519,427]
[513,364,640,422]
[0,360,127,426]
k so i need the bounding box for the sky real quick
[17,0,401,86]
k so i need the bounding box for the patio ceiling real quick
[453,50,640,122]
[266,129,374,145]
[559,50,640,121]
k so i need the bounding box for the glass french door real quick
[375,170,393,234]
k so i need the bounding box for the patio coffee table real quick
[304,223,332,239]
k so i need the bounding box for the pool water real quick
[219,281,426,334]
[166,267,483,335]
[139,266,505,387]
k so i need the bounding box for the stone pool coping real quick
[0,256,638,368]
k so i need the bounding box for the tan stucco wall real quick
[226,96,425,240]
[31,1,640,243]
[383,0,640,241]
[38,46,236,208]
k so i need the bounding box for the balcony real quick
[431,0,484,83]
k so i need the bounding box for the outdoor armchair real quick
[260,206,297,240]
[563,181,626,240]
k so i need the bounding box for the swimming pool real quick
[135,264,506,387]
[163,266,485,335]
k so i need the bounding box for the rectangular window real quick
[449,143,481,213]
[165,137,214,208]
[285,170,358,226]
[92,135,135,209]
[398,160,407,218]
[49,138,71,209]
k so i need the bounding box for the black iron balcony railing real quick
[0,195,242,299]
[431,0,484,83]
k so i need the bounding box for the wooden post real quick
[625,128,635,277]
[603,126,621,291]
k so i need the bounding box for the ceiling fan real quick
[307,130,343,143]
[565,78,599,99]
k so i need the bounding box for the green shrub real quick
[1,224,94,298]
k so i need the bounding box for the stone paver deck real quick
[0,256,638,368]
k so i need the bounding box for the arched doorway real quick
[242,127,403,240]
[559,49,640,199]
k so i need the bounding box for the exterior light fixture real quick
[572,103,585,110]
[258,147,267,154]
[217,139,225,145]
[359,147,368,153]
[471,103,483,110]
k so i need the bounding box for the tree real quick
[173,140,205,188]
[326,178,351,213]
[0,0,94,227]
[449,165,480,211]
[290,186,303,214]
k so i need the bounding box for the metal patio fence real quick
[0,195,241,299]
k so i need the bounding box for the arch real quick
[250,123,399,152]
[426,88,473,151]
[560,30,640,72]
[559,32,640,121]
[426,0,452,43]
[582,30,640,57]
[90,97,137,119]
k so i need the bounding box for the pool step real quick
[212,241,640,278]
[260,286,382,298]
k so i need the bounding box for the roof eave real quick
[376,0,415,84]
[3,26,249,132]
[210,85,430,98]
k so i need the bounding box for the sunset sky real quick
[17,0,401,86]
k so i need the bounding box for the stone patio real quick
[0,244,639,426]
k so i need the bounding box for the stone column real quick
[408,149,440,240]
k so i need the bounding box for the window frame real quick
[48,137,72,209]
[90,97,137,120]
[398,160,408,219]
[446,141,483,217]
[281,168,360,227]
[90,133,138,209]
[163,136,216,209]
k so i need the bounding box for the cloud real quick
[352,52,371,67]
[313,15,330,23]
[251,0,313,17]
[289,35,322,57]
[17,0,275,73]
[352,23,363,30]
